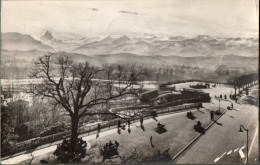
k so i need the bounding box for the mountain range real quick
[1,31,258,79]
[1,32,54,51]
[1,31,258,57]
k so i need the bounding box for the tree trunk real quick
[70,115,79,153]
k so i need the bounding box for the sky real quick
[1,0,259,38]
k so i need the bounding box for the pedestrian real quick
[231,102,233,109]
[98,123,101,133]
[128,127,131,134]
[118,119,121,128]
[115,140,119,148]
[117,128,121,134]
[104,143,109,150]
[109,141,113,148]
[197,121,202,127]
[140,117,143,125]
[128,118,131,127]
[210,111,214,120]
[150,136,153,147]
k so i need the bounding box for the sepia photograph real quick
[0,0,259,164]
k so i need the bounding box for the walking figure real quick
[98,123,101,133]
[115,140,119,148]
[140,117,143,125]
[150,136,154,147]
[210,111,214,120]
[197,121,202,127]
[118,119,121,128]
[231,102,233,109]
[109,141,113,148]
[128,118,131,127]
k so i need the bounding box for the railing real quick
[1,102,201,157]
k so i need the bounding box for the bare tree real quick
[28,53,146,154]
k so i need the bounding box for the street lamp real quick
[239,124,249,164]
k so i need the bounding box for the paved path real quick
[1,109,195,164]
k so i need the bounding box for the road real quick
[175,86,258,164]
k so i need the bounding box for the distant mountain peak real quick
[143,33,157,38]
[117,35,131,41]
[112,34,133,44]
[100,35,114,43]
[2,32,54,51]
[196,35,211,40]
[41,30,55,41]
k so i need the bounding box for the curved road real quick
[175,90,258,164]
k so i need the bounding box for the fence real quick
[1,102,201,157]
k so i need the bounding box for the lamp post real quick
[239,124,249,164]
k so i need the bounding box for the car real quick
[194,124,205,134]
[187,111,196,119]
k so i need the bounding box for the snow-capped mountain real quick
[41,31,55,41]
[74,34,258,57]
[1,31,258,57]
[1,32,54,51]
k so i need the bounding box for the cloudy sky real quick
[1,0,259,38]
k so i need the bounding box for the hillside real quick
[1,50,258,79]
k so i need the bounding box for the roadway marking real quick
[214,157,220,162]
[239,147,245,158]
[214,145,246,163]
[214,152,226,163]
[227,150,232,155]
[240,146,246,150]
[234,148,239,152]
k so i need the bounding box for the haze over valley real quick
[1,31,258,79]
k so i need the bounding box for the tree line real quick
[229,73,258,97]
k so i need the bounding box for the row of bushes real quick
[40,123,70,137]
[153,95,208,109]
